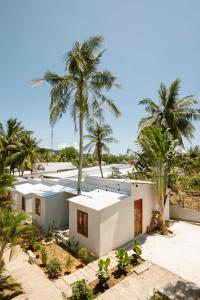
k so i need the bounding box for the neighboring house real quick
[35,162,77,174]
[68,178,169,257]
[13,183,76,230]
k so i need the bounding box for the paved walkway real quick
[135,221,200,287]
[4,247,63,300]
[97,263,200,300]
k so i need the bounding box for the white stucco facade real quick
[69,181,169,257]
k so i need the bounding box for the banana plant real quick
[115,249,130,272]
[96,257,110,289]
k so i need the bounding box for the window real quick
[22,196,26,211]
[35,198,41,216]
[77,210,88,237]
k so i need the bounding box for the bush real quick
[41,247,48,266]
[46,258,61,279]
[45,220,54,242]
[78,248,93,264]
[132,240,142,263]
[66,255,73,272]
[71,279,94,300]
[96,258,110,290]
[33,241,42,252]
[115,249,130,273]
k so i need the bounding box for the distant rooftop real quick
[68,189,128,211]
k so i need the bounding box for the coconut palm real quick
[11,132,40,176]
[138,79,200,144]
[0,119,24,172]
[84,121,117,177]
[137,126,176,229]
[32,36,121,194]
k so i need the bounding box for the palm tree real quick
[11,132,40,176]
[32,36,121,194]
[0,210,37,264]
[84,121,117,177]
[0,119,24,172]
[138,79,200,144]
[137,126,176,230]
[0,173,15,208]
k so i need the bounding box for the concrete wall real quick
[69,202,100,257]
[45,192,74,230]
[170,205,200,223]
[99,196,133,257]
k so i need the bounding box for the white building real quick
[13,164,169,257]
[68,178,169,257]
[13,183,76,231]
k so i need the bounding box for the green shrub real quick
[33,241,42,252]
[71,279,94,300]
[78,248,93,264]
[96,258,110,290]
[41,247,48,266]
[66,255,73,272]
[45,220,54,242]
[115,249,130,273]
[46,258,61,279]
[132,240,142,263]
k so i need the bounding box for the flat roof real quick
[15,183,77,197]
[68,189,128,211]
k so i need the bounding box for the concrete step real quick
[54,278,72,297]
[133,261,152,275]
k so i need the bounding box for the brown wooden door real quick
[134,199,142,236]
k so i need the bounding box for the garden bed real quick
[35,242,84,277]
[87,257,144,298]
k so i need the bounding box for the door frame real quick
[134,199,143,237]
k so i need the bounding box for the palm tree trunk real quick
[98,147,103,178]
[77,112,84,195]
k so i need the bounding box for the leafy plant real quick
[71,279,94,300]
[41,247,48,266]
[46,258,61,279]
[132,240,142,263]
[78,247,94,264]
[65,255,73,273]
[67,236,79,254]
[96,258,110,290]
[115,249,130,273]
[45,220,54,242]
[33,241,42,252]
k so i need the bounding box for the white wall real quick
[170,205,200,223]
[85,176,131,194]
[69,202,100,257]
[99,196,133,257]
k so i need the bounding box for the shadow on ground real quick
[163,279,200,300]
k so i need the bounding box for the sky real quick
[0,0,200,154]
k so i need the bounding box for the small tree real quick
[46,258,61,279]
[45,220,54,242]
[66,255,73,273]
[96,258,110,291]
[41,247,48,266]
[115,249,130,273]
[71,279,94,300]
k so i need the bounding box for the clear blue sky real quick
[0,0,200,154]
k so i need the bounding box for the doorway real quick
[134,199,142,236]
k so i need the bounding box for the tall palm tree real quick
[0,173,15,208]
[137,126,176,229]
[138,79,200,144]
[32,36,121,194]
[84,121,117,177]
